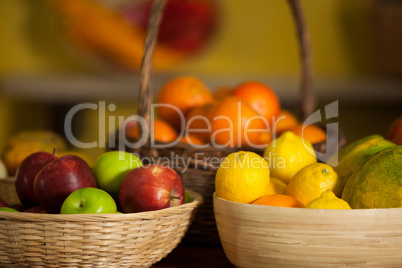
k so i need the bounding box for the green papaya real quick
[341,146,401,209]
[327,135,395,192]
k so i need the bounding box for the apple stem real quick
[171,196,182,200]
[52,148,56,161]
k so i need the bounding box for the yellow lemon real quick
[266,177,287,195]
[263,131,317,184]
[286,163,341,206]
[306,190,351,209]
[215,151,270,203]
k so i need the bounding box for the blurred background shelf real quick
[2,73,402,106]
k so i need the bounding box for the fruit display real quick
[1,149,190,215]
[215,132,401,210]
[125,76,325,149]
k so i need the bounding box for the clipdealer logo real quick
[64,100,339,166]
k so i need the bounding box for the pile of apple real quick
[0,150,187,214]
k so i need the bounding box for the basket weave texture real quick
[0,177,203,268]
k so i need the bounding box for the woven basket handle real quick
[137,0,167,153]
[137,0,314,148]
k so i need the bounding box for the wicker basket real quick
[0,176,203,268]
[214,193,402,267]
[114,0,346,244]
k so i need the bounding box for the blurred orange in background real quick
[291,124,327,144]
[125,119,178,143]
[156,76,214,130]
[233,81,281,123]
[210,96,268,147]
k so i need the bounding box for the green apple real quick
[60,187,117,214]
[0,159,8,178]
[0,207,18,212]
[93,151,143,198]
[184,191,192,203]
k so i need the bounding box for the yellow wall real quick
[170,0,376,77]
[0,0,378,155]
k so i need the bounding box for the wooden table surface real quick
[152,241,235,268]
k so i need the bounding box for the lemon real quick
[264,131,317,184]
[306,190,351,209]
[215,151,270,203]
[286,163,341,206]
[266,177,287,195]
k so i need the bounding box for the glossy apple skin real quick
[60,187,117,214]
[93,151,143,199]
[33,155,97,214]
[24,206,48,214]
[119,164,185,213]
[0,198,10,208]
[15,151,55,208]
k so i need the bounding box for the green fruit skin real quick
[328,135,396,192]
[184,191,192,203]
[93,151,143,198]
[341,146,401,209]
[60,187,117,214]
[0,207,19,212]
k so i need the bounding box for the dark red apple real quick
[33,155,97,213]
[0,198,10,208]
[119,164,184,213]
[24,206,48,214]
[15,151,56,208]
[122,0,218,53]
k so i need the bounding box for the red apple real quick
[34,155,97,213]
[0,198,10,208]
[122,0,218,53]
[388,116,402,142]
[15,151,56,208]
[119,164,185,213]
[24,206,48,214]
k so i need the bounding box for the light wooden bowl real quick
[213,193,402,268]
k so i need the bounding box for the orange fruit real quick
[273,110,299,134]
[291,124,327,144]
[126,119,178,143]
[185,102,217,143]
[156,76,213,130]
[232,81,281,123]
[251,194,304,208]
[179,134,205,145]
[213,87,233,100]
[210,96,268,147]
[256,130,272,146]
[388,116,402,142]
